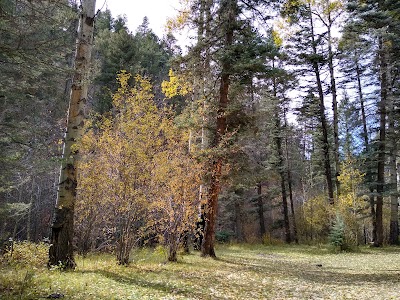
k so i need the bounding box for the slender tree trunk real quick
[284,113,298,244]
[202,160,221,257]
[388,77,398,245]
[309,4,334,204]
[375,36,387,247]
[234,201,243,242]
[257,183,266,239]
[278,150,291,244]
[272,69,291,244]
[389,141,398,245]
[356,58,377,243]
[27,176,34,242]
[182,231,190,254]
[48,0,96,269]
[327,18,340,199]
[356,60,369,154]
[194,0,212,251]
[168,242,178,262]
[202,0,235,257]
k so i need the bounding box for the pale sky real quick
[96,0,181,37]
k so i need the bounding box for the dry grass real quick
[1,243,400,299]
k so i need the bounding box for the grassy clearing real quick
[1,243,400,299]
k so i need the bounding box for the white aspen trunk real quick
[48,0,96,269]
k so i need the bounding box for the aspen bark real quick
[194,0,211,251]
[48,0,96,269]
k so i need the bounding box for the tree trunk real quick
[27,176,34,241]
[182,231,190,254]
[202,160,221,257]
[388,72,398,245]
[168,244,178,262]
[389,143,398,245]
[284,113,298,243]
[194,197,205,251]
[308,3,335,205]
[327,17,340,199]
[48,0,96,269]
[117,216,133,265]
[194,0,211,252]
[356,58,377,243]
[234,201,243,242]
[168,231,178,262]
[309,4,334,204]
[257,183,266,239]
[202,0,235,257]
[374,36,387,247]
[272,71,291,244]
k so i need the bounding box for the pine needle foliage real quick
[329,213,346,251]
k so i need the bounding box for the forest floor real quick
[1,243,400,299]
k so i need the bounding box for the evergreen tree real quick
[93,15,172,113]
[346,0,400,246]
[282,0,335,204]
[339,25,379,244]
[0,0,77,241]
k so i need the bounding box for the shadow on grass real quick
[76,269,205,298]
[216,255,400,286]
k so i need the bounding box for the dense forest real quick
[1,0,400,268]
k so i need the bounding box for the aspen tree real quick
[48,0,96,269]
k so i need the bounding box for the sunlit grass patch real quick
[1,242,400,299]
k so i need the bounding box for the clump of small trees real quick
[76,72,202,263]
[299,157,374,249]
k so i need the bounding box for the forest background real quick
[1,0,400,266]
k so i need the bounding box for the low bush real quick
[216,231,233,243]
[8,241,49,267]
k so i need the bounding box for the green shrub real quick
[216,231,233,243]
[329,214,347,251]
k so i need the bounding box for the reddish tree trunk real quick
[201,1,235,256]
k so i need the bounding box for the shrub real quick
[262,234,284,246]
[329,214,347,251]
[216,231,233,243]
[9,241,49,267]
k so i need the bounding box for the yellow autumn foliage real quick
[76,71,203,262]
[165,0,191,32]
[301,194,332,240]
[299,157,368,245]
[162,69,192,98]
[271,29,283,47]
[335,157,368,245]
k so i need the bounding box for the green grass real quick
[1,243,400,299]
